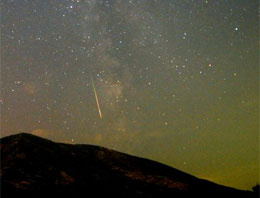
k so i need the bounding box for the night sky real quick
[1,0,259,190]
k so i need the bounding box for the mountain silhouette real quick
[0,133,254,198]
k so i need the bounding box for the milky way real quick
[1,0,259,190]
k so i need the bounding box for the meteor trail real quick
[91,76,103,119]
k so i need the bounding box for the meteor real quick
[91,76,103,119]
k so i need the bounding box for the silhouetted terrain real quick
[0,133,255,198]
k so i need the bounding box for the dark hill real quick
[0,133,254,198]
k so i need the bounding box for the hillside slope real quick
[0,133,254,198]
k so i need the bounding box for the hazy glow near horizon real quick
[1,0,259,190]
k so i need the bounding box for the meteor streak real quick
[91,76,103,119]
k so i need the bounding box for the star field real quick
[1,0,259,190]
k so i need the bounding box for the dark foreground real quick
[0,133,255,198]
